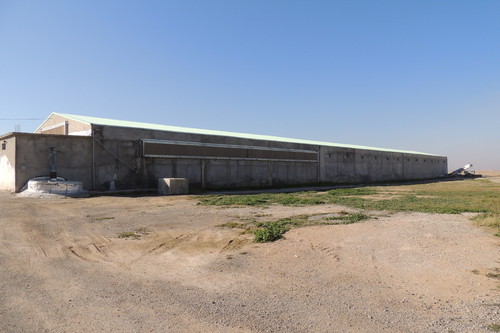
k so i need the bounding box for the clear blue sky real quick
[1,1,499,170]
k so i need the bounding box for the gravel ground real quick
[0,190,498,332]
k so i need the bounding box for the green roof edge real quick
[52,112,440,156]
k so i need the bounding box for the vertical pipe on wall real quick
[226,159,230,188]
[268,161,272,186]
[201,160,206,189]
[317,146,321,183]
[92,130,95,190]
[14,136,19,192]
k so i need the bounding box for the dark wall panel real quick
[143,141,317,162]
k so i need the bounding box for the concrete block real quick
[158,178,189,195]
[26,178,85,195]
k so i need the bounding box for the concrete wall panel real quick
[287,162,318,185]
[205,160,229,188]
[319,147,447,184]
[14,134,92,191]
[336,149,356,182]
[270,162,290,185]
[174,159,202,186]
[319,148,339,183]
[91,138,140,190]
[227,160,270,188]
[145,159,174,188]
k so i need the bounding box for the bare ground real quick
[0,189,498,332]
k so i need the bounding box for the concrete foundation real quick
[158,178,189,195]
[25,178,86,196]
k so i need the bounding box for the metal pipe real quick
[92,130,95,190]
[201,160,206,189]
[49,147,57,179]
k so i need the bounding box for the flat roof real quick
[49,112,440,156]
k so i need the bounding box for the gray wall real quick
[92,125,322,190]
[3,120,448,193]
[318,147,447,183]
[89,124,447,191]
[140,158,318,189]
[98,125,318,150]
[13,134,92,191]
[92,137,139,191]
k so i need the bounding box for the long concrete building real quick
[0,113,447,192]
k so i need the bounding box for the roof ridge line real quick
[51,113,439,156]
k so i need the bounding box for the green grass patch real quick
[198,180,499,215]
[117,231,141,239]
[332,193,490,214]
[203,179,500,236]
[488,323,500,332]
[219,212,371,243]
[199,192,330,207]
[94,216,115,221]
[117,227,150,240]
[253,222,289,242]
[217,222,247,229]
[323,213,371,224]
[472,213,500,235]
[327,187,377,196]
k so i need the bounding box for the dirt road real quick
[0,191,498,332]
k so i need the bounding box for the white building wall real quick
[0,137,16,191]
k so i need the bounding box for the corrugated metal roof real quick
[51,112,438,156]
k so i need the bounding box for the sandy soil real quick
[478,170,500,177]
[0,188,498,332]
